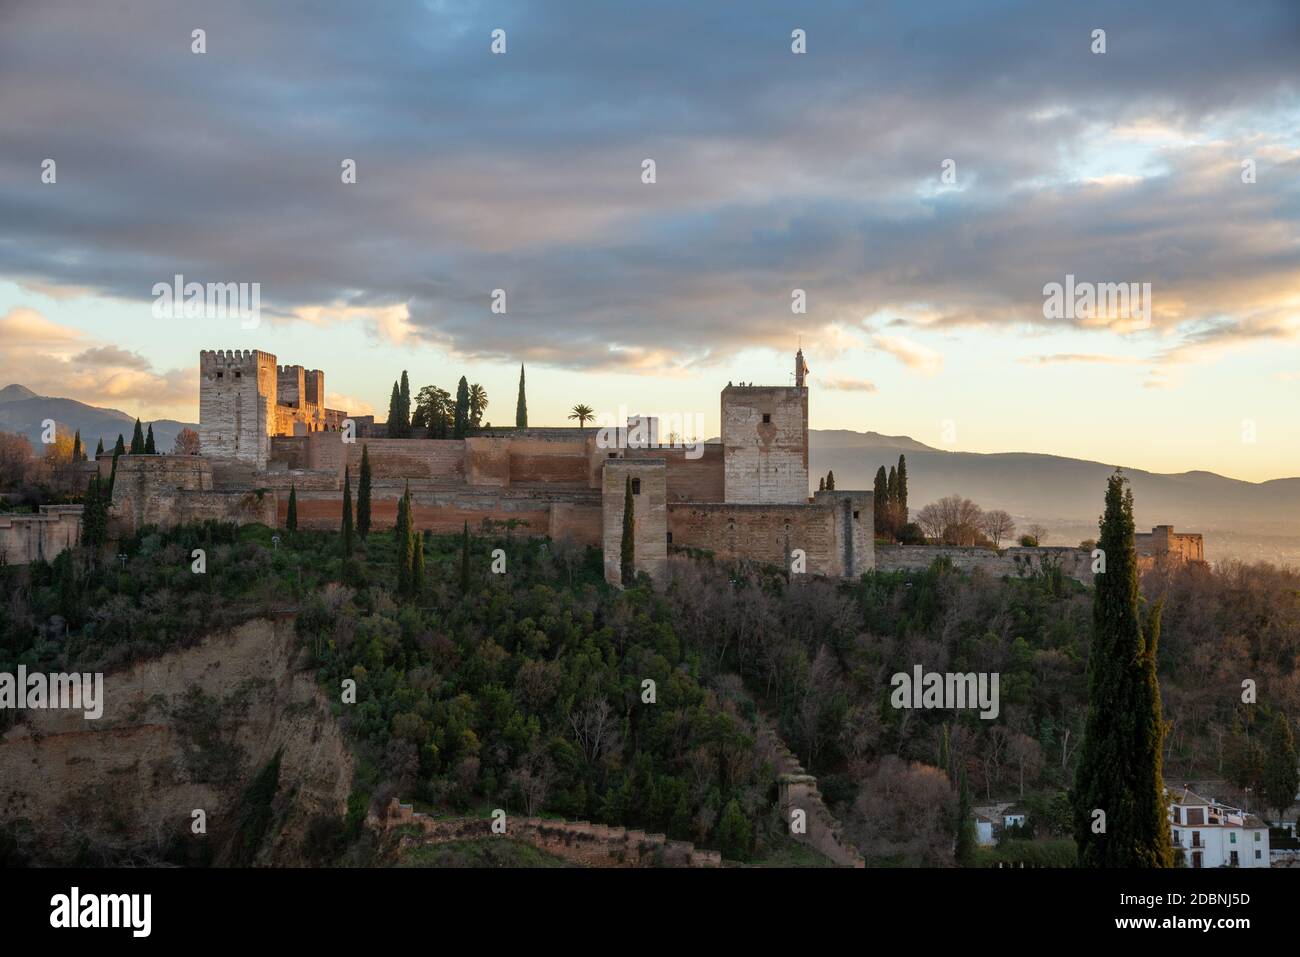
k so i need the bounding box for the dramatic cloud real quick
[0,0,1297,374]
[872,335,944,377]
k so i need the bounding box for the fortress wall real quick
[722,385,808,504]
[346,439,466,482]
[668,502,839,576]
[0,505,82,565]
[509,438,589,486]
[666,444,724,502]
[875,544,1094,584]
[110,455,213,531]
[464,437,511,487]
[548,502,602,546]
[814,489,874,579]
[270,436,309,470]
[280,488,562,539]
[199,349,277,467]
[381,800,721,868]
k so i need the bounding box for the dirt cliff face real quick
[0,617,351,865]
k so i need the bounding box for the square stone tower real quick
[199,349,278,467]
[721,383,808,504]
[602,459,667,586]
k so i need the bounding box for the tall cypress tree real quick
[399,371,411,438]
[515,364,528,428]
[130,418,145,453]
[620,477,635,586]
[1262,711,1300,823]
[109,434,125,494]
[396,482,414,595]
[71,430,82,462]
[386,382,403,438]
[357,445,372,540]
[872,466,888,538]
[411,530,425,595]
[954,773,977,867]
[460,520,470,593]
[341,466,354,558]
[454,376,470,439]
[897,454,909,525]
[144,423,156,454]
[81,475,104,547]
[286,484,298,532]
[1072,471,1173,867]
[94,437,104,459]
[826,469,835,491]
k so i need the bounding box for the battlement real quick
[200,348,277,371]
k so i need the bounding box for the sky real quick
[0,0,1297,481]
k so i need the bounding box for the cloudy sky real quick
[1,0,1297,480]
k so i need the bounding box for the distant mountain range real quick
[0,384,196,455]
[3,385,1295,565]
[809,430,1300,567]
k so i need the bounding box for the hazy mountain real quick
[0,385,196,455]
[810,430,1300,567]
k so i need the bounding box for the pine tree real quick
[357,445,372,540]
[411,530,425,595]
[872,466,888,538]
[399,371,411,438]
[286,484,298,532]
[386,382,403,438]
[144,423,156,454]
[460,520,470,593]
[130,418,145,453]
[1072,471,1173,867]
[454,376,470,439]
[620,477,635,586]
[1262,711,1299,823]
[341,466,354,558]
[71,430,82,462]
[897,454,909,525]
[515,364,528,428]
[954,772,977,866]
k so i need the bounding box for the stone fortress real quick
[104,347,874,584]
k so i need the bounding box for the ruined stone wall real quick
[668,501,839,576]
[722,385,808,504]
[1136,525,1204,564]
[603,460,667,585]
[875,544,1094,584]
[199,349,278,467]
[0,505,82,565]
[380,800,721,868]
[109,455,276,532]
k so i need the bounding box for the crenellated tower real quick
[199,349,278,467]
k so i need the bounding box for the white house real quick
[1167,787,1270,868]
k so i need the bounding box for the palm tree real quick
[569,404,595,428]
[468,383,488,428]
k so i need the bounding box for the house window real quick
[666,532,672,544]
[631,478,641,495]
[1254,832,1261,841]
[608,452,617,458]
[1172,829,1180,844]
[1191,831,1201,848]
[853,510,860,519]
[762,413,771,423]
[1230,832,1237,844]
[216,371,224,379]
[1255,850,1262,859]
[234,371,241,378]
[1230,851,1239,866]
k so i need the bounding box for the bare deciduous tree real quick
[981,509,1015,548]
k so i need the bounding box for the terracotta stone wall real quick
[627,444,724,502]
[509,437,589,486]
[549,502,602,546]
[668,501,840,576]
[464,437,511,487]
[380,800,722,868]
[603,460,668,585]
[721,385,808,504]
[0,505,82,565]
[346,439,466,482]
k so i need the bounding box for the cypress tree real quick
[454,376,470,439]
[872,466,888,538]
[399,371,411,438]
[1072,471,1173,867]
[341,466,354,558]
[130,418,145,453]
[460,520,470,593]
[826,469,835,491]
[109,434,125,494]
[386,382,403,438]
[1262,711,1299,823]
[411,530,425,595]
[286,484,298,532]
[94,437,104,459]
[954,773,977,867]
[357,445,372,540]
[71,430,82,462]
[620,477,635,586]
[515,364,528,428]
[897,454,909,524]
[818,476,825,492]
[145,423,156,454]
[81,476,103,547]
[396,482,414,595]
